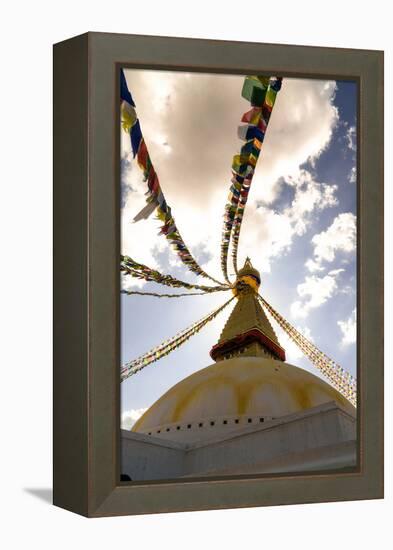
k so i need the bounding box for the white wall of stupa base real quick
[136,413,277,444]
[121,401,357,481]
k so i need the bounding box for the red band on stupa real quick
[210,328,286,362]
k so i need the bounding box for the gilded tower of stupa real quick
[210,258,285,362]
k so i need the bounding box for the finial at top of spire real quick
[243,257,253,269]
[238,258,259,281]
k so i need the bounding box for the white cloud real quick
[328,268,345,277]
[346,125,356,151]
[237,203,294,274]
[338,308,356,346]
[121,71,340,283]
[235,169,338,274]
[124,71,338,206]
[304,213,356,283]
[311,212,356,265]
[296,213,357,315]
[291,271,342,318]
[283,170,338,237]
[349,165,356,184]
[305,258,325,273]
[121,408,147,430]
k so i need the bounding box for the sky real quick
[119,69,357,430]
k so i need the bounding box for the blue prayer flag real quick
[120,69,135,106]
[130,120,142,157]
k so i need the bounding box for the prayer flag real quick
[130,120,142,157]
[120,69,135,106]
[133,198,159,222]
[137,139,148,170]
[241,107,262,124]
[121,101,137,132]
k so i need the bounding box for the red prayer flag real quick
[137,139,148,169]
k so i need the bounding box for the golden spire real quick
[210,259,285,362]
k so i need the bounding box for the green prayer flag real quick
[242,77,268,105]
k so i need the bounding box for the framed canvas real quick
[53,32,384,517]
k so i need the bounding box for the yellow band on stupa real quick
[232,275,260,296]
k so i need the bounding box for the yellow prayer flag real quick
[121,101,137,132]
[265,88,277,108]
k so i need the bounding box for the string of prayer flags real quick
[121,290,217,298]
[120,296,235,381]
[220,75,282,282]
[121,255,230,293]
[120,69,226,286]
[258,294,357,406]
[231,76,282,275]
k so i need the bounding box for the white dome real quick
[132,357,355,442]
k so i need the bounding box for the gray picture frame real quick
[53,32,384,517]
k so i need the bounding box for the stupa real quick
[121,259,356,480]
